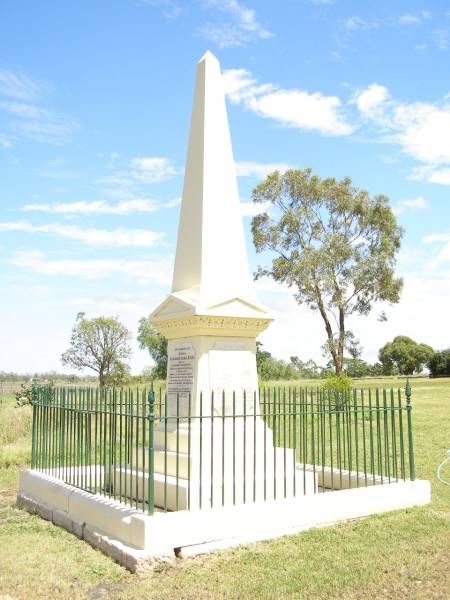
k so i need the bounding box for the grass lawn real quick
[0,378,449,599]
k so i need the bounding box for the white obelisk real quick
[151,51,272,414]
[149,52,302,510]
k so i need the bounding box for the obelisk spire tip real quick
[198,50,219,64]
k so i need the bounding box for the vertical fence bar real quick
[199,391,203,510]
[398,388,405,481]
[243,390,247,505]
[405,380,415,481]
[148,384,155,515]
[210,391,214,509]
[222,391,226,507]
[176,392,180,512]
[361,389,367,486]
[390,387,398,482]
[383,388,391,484]
[188,392,192,510]
[232,391,236,506]
[31,386,38,469]
[253,390,257,503]
[263,388,267,501]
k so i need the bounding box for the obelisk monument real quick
[150,51,272,414]
[149,52,299,510]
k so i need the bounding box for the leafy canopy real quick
[61,312,131,387]
[379,336,434,375]
[252,168,403,373]
[137,317,168,379]
[428,348,450,378]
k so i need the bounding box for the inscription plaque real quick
[166,342,195,416]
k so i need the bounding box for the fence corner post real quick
[31,384,39,469]
[405,378,415,481]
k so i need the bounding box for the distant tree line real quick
[11,312,442,388]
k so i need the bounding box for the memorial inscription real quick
[167,342,195,416]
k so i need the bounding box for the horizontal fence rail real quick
[30,384,415,515]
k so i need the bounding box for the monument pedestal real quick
[142,314,309,511]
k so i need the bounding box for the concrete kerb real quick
[17,468,431,573]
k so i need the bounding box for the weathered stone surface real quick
[52,508,73,531]
[35,501,53,521]
[71,517,85,539]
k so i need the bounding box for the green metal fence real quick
[30,383,415,515]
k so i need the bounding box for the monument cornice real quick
[152,314,272,339]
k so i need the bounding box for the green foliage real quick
[61,312,131,388]
[251,168,403,374]
[379,336,434,375]
[256,342,298,381]
[15,383,34,407]
[137,318,168,379]
[323,372,353,394]
[343,358,369,378]
[290,356,322,379]
[428,348,450,377]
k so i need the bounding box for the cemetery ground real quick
[0,377,449,600]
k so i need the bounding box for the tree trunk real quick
[315,288,340,374]
[337,306,345,374]
[99,369,106,389]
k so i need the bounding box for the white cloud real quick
[130,156,177,182]
[138,0,182,19]
[200,0,272,48]
[432,29,449,51]
[0,68,46,100]
[354,83,450,183]
[354,84,389,117]
[426,168,450,185]
[0,134,12,148]
[398,14,420,25]
[235,161,291,178]
[0,221,164,247]
[223,68,354,136]
[423,233,450,244]
[422,232,450,266]
[21,198,161,215]
[398,12,431,26]
[393,196,429,215]
[99,157,178,188]
[343,16,379,31]
[6,250,172,285]
[240,201,271,217]
[0,71,78,145]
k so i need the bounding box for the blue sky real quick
[1,0,450,374]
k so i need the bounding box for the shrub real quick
[15,383,34,406]
[323,372,353,406]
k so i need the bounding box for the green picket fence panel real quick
[30,383,415,515]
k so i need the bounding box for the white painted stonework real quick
[18,469,431,572]
[149,51,275,509]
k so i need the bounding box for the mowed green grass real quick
[0,378,449,600]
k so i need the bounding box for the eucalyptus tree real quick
[137,317,168,379]
[61,312,131,387]
[251,168,403,374]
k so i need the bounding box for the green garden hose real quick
[437,449,450,487]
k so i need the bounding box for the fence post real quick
[31,384,39,468]
[405,379,415,481]
[148,383,155,515]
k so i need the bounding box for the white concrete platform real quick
[18,468,430,572]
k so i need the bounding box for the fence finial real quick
[405,378,412,404]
